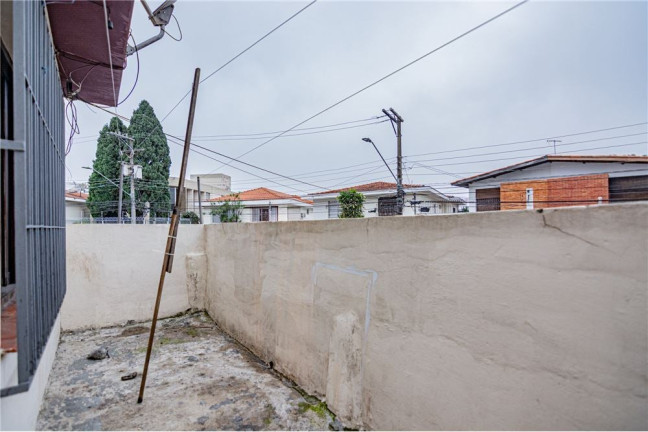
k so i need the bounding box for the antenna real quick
[126,0,178,56]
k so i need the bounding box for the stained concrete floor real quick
[37,311,338,431]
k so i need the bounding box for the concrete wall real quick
[61,225,205,330]
[1,314,60,431]
[63,204,648,429]
[202,204,647,430]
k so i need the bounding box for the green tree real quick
[210,195,243,222]
[338,189,365,218]
[129,100,171,217]
[86,117,128,218]
[181,211,200,224]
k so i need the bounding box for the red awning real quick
[46,0,135,107]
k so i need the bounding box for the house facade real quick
[64,190,90,224]
[208,187,313,223]
[451,155,648,212]
[305,182,465,220]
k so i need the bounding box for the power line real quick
[192,119,388,142]
[209,0,530,171]
[191,116,385,139]
[406,122,648,158]
[85,103,324,194]
[157,0,319,126]
[410,132,647,163]
[164,135,323,194]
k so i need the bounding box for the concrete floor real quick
[37,311,338,431]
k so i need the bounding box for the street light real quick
[82,166,132,224]
[362,137,404,215]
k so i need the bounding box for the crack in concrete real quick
[542,215,606,250]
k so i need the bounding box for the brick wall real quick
[501,174,609,210]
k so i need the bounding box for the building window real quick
[476,188,501,211]
[252,206,278,222]
[609,175,648,203]
[327,200,340,219]
[169,187,177,208]
[526,188,534,209]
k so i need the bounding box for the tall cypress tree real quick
[86,117,128,218]
[128,100,171,217]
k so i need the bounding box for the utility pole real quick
[110,132,140,225]
[129,150,136,224]
[118,162,124,224]
[196,176,203,224]
[547,139,561,154]
[382,108,404,214]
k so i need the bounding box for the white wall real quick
[203,204,648,430]
[61,225,204,330]
[65,201,89,224]
[1,314,61,431]
[62,204,648,429]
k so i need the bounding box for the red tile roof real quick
[313,181,425,195]
[65,190,88,201]
[452,154,648,187]
[210,187,313,205]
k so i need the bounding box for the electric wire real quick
[163,15,183,42]
[102,0,118,109]
[209,0,530,172]
[407,122,648,158]
[116,31,140,106]
[157,0,318,126]
[191,116,386,139]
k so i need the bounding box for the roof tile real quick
[210,187,313,205]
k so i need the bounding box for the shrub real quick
[338,189,365,218]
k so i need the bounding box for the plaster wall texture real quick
[202,204,648,430]
[62,204,648,429]
[61,225,204,330]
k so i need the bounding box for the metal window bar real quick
[1,0,66,397]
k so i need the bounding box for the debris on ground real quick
[86,347,109,360]
[38,311,338,431]
[120,372,137,381]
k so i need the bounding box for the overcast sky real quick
[65,0,648,198]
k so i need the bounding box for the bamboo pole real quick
[138,68,201,403]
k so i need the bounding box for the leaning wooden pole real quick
[138,68,201,404]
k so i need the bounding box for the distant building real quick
[305,182,465,220]
[209,187,313,223]
[451,155,648,212]
[168,173,231,218]
[64,190,89,224]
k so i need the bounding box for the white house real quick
[64,190,90,224]
[305,181,465,220]
[208,187,313,223]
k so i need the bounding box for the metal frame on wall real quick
[1,0,66,397]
